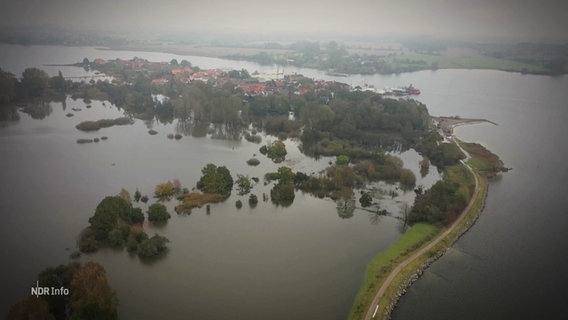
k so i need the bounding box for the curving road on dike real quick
[364,159,479,320]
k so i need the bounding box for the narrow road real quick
[364,160,479,320]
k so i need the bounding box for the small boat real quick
[405,84,421,95]
[380,85,421,96]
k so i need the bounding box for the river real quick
[1,43,567,319]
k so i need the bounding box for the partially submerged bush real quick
[249,194,258,207]
[244,132,262,143]
[147,203,171,222]
[175,192,225,214]
[77,227,99,253]
[138,234,169,258]
[154,181,175,201]
[246,158,260,166]
[261,140,287,163]
[76,117,133,131]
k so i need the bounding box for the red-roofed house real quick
[152,78,169,85]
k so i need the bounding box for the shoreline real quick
[355,144,490,320]
[432,116,498,138]
[100,44,549,76]
[379,172,488,320]
[104,44,293,59]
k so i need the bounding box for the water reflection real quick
[0,44,450,319]
[336,188,356,219]
[0,106,20,121]
[20,100,53,119]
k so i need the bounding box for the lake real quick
[1,43,567,319]
[0,44,437,320]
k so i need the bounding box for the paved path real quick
[364,160,479,320]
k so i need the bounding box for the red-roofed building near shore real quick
[171,67,194,83]
[152,78,169,85]
[238,83,267,94]
[93,58,106,65]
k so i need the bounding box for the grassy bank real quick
[457,140,509,177]
[348,223,441,319]
[376,172,487,319]
[349,162,487,320]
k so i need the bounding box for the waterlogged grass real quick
[175,192,225,214]
[349,223,440,320]
[458,140,508,177]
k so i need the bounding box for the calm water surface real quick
[391,71,568,319]
[1,44,567,319]
[0,44,437,319]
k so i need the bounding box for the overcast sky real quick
[1,0,567,42]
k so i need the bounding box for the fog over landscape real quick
[1,0,568,320]
[1,0,567,41]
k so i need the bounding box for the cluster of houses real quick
[91,57,355,98]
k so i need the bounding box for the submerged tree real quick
[88,196,132,240]
[147,203,171,222]
[262,140,287,163]
[70,262,118,320]
[196,164,233,195]
[236,174,252,195]
[138,234,169,258]
[21,68,49,98]
[154,181,175,201]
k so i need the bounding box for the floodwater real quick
[0,44,436,319]
[1,43,567,319]
[391,70,568,319]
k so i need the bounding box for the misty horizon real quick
[0,0,567,43]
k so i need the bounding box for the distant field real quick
[389,53,549,73]
[108,43,551,74]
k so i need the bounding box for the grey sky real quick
[1,0,567,41]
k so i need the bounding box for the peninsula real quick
[349,119,507,320]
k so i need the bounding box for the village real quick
[89,56,356,99]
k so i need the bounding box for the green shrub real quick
[249,194,258,207]
[196,164,233,195]
[154,181,175,201]
[138,234,169,258]
[246,158,260,166]
[359,191,373,207]
[130,207,144,224]
[236,174,252,195]
[336,155,350,165]
[77,228,99,253]
[399,168,416,190]
[147,203,171,222]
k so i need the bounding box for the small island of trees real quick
[7,261,118,320]
[77,194,170,258]
[175,164,234,214]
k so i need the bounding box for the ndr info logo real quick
[31,281,69,297]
